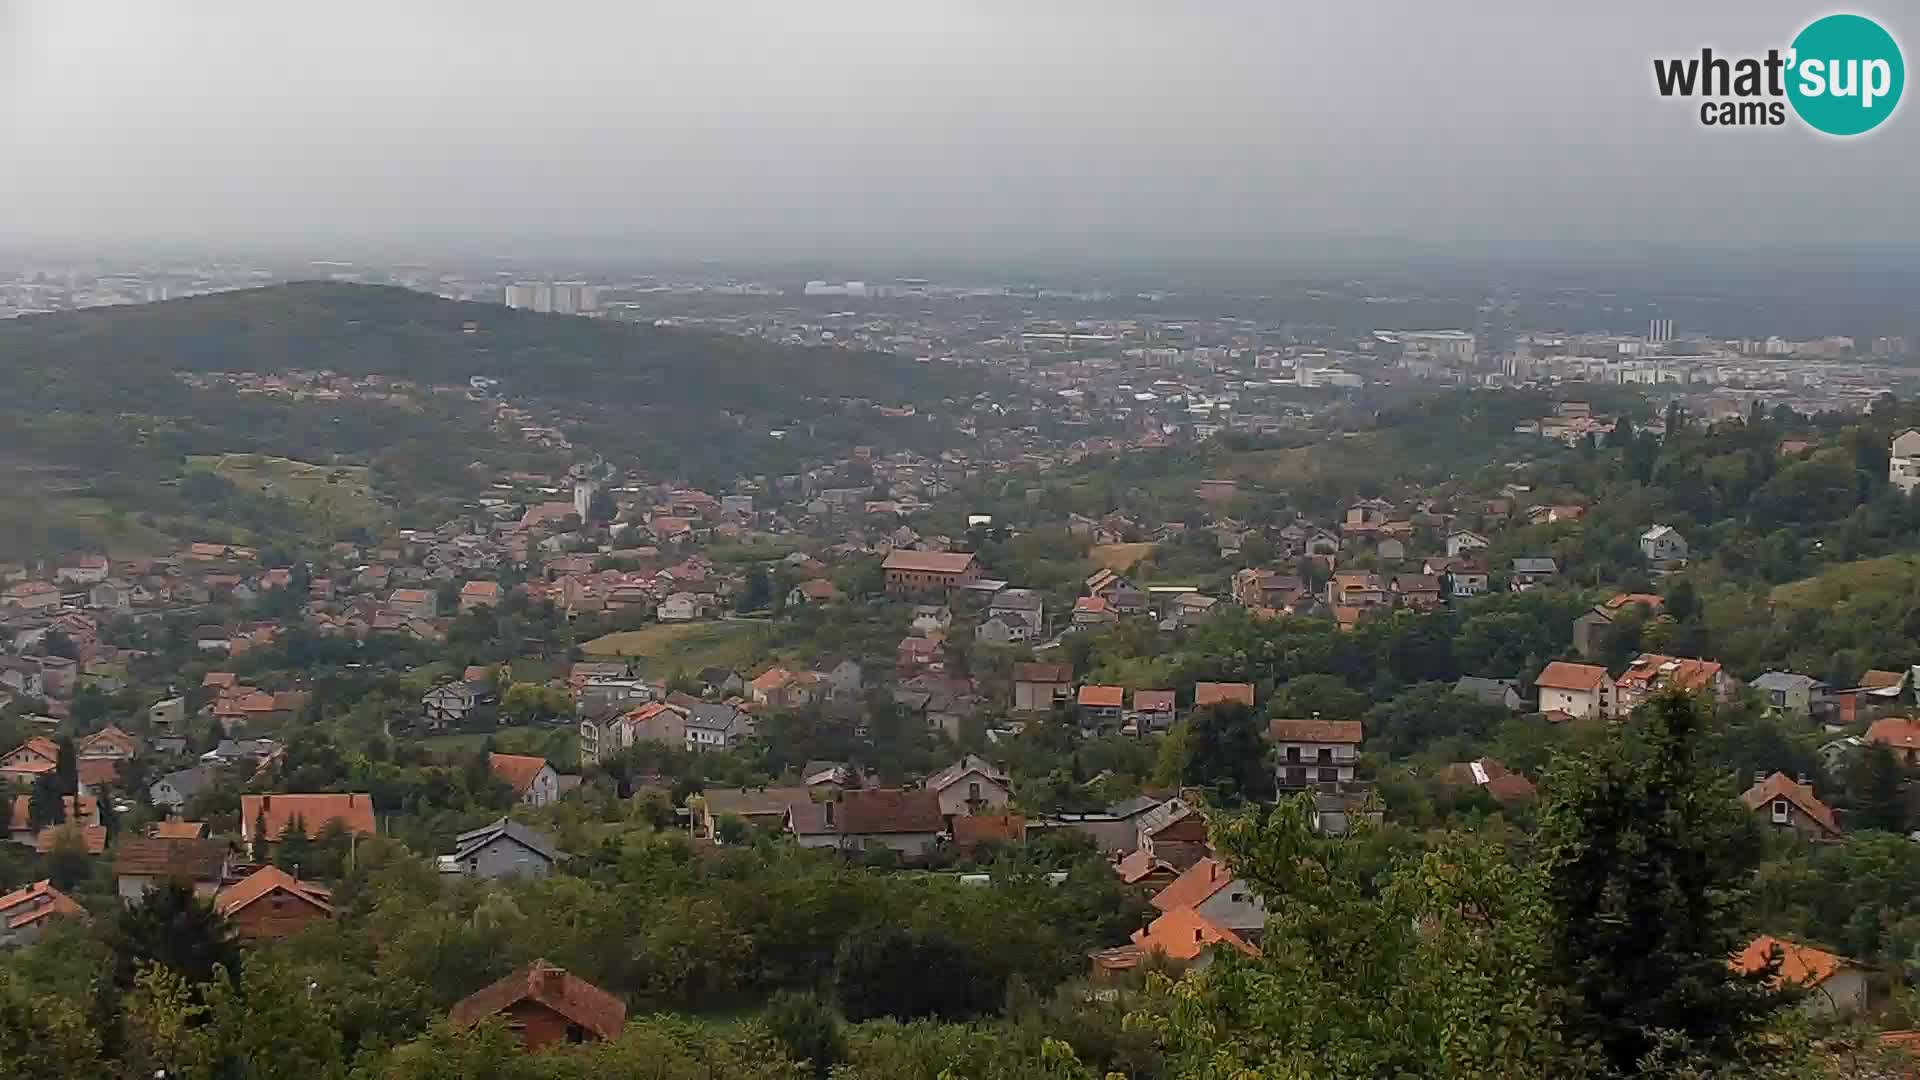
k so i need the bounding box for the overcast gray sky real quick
[1,0,1913,263]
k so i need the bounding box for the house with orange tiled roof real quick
[1129,906,1260,970]
[1077,684,1125,728]
[1732,935,1870,1017]
[457,580,500,613]
[1151,857,1267,939]
[0,737,61,785]
[8,793,98,847]
[1572,593,1668,658]
[1868,716,1920,766]
[1193,682,1255,709]
[215,865,334,940]
[1615,654,1737,714]
[1534,661,1614,720]
[488,753,559,807]
[0,879,85,947]
[239,793,376,856]
[1740,772,1841,840]
[449,960,627,1049]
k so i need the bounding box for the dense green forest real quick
[0,283,991,546]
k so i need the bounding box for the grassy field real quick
[0,495,178,560]
[1770,553,1920,608]
[1089,542,1157,573]
[580,620,766,675]
[187,453,381,526]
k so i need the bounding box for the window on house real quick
[1318,767,1339,784]
[1771,798,1789,823]
[968,781,981,802]
[1316,747,1333,763]
[1285,766,1307,786]
[1285,746,1301,763]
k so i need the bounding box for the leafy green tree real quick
[1153,797,1567,1078]
[1181,702,1274,806]
[715,814,750,845]
[1363,683,1506,758]
[834,927,1002,1023]
[43,826,90,891]
[0,968,105,1079]
[1267,674,1366,721]
[761,990,847,1078]
[1539,690,1787,1072]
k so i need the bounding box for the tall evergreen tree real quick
[53,735,78,797]
[1856,742,1909,833]
[1540,690,1787,1071]
[106,881,240,994]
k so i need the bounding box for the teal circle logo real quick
[1788,14,1904,135]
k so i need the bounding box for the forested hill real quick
[0,282,987,485]
[0,281,979,411]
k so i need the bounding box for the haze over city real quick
[4,0,1917,265]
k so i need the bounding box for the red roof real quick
[239,793,376,842]
[151,821,207,839]
[1151,857,1236,913]
[952,814,1026,848]
[1616,654,1723,693]
[1868,716,1920,750]
[36,824,106,854]
[215,865,333,921]
[881,550,977,574]
[449,960,627,1042]
[1077,684,1124,708]
[487,754,551,798]
[1731,935,1854,988]
[1132,689,1176,711]
[9,794,98,832]
[1013,662,1072,684]
[1130,906,1259,962]
[0,879,85,931]
[1535,661,1610,692]
[1740,772,1842,837]
[1193,682,1255,707]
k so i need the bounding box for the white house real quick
[1267,718,1362,790]
[1446,530,1490,557]
[925,755,1012,816]
[1893,429,1920,494]
[1534,661,1614,720]
[1640,524,1689,565]
[657,592,701,622]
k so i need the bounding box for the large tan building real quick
[882,550,980,597]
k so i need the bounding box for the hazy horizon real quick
[4,1,1915,265]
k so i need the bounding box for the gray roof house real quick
[444,817,562,881]
[1752,671,1830,720]
[150,766,214,811]
[684,703,752,751]
[1454,676,1525,711]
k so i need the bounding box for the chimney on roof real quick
[1754,771,1765,785]
[1796,773,1809,786]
